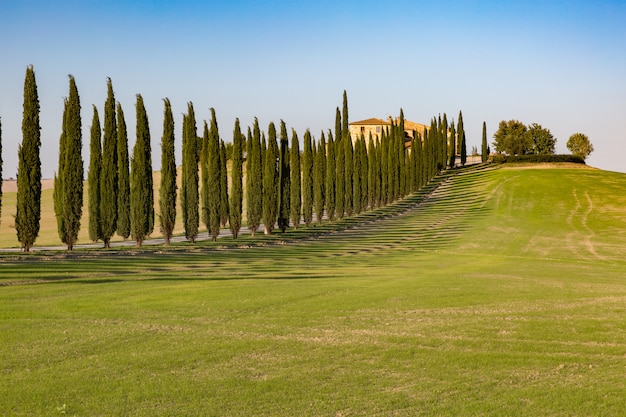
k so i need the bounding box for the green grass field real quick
[1,164,626,416]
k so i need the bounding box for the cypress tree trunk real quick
[182,103,199,243]
[159,98,176,245]
[61,75,83,250]
[88,106,102,242]
[277,120,290,233]
[219,139,229,228]
[325,132,336,222]
[116,103,131,239]
[313,133,326,224]
[229,119,243,239]
[246,118,262,237]
[290,129,301,229]
[262,122,278,234]
[16,65,41,252]
[302,129,313,227]
[208,109,221,241]
[100,78,118,248]
[481,121,488,162]
[130,94,153,247]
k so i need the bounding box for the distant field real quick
[1,164,625,416]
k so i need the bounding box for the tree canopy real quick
[567,133,594,160]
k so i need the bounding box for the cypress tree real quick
[398,112,406,198]
[380,128,388,206]
[449,122,456,169]
[229,118,243,239]
[100,78,118,248]
[16,65,41,252]
[359,137,368,211]
[367,134,377,209]
[159,98,176,245]
[335,107,342,145]
[481,121,488,162]
[130,94,154,247]
[290,128,301,229]
[408,135,416,193]
[246,118,262,236]
[342,90,349,141]
[277,120,290,232]
[219,139,229,228]
[88,106,102,242]
[302,129,313,227]
[116,103,131,239]
[207,109,221,241]
[262,122,279,234]
[325,131,336,222]
[53,100,68,244]
[459,111,467,166]
[60,75,83,250]
[352,137,361,215]
[200,120,210,230]
[441,113,448,170]
[314,133,326,224]
[182,102,199,243]
[335,129,345,219]
[344,131,353,216]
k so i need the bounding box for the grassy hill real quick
[1,164,625,416]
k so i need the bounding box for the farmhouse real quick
[348,116,429,147]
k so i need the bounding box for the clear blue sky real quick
[1,0,624,178]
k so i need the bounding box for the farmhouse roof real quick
[349,118,390,126]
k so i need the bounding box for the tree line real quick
[9,66,482,251]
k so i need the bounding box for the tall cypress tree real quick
[277,120,291,233]
[207,109,221,241]
[262,122,279,234]
[458,111,467,166]
[159,98,176,245]
[335,107,342,145]
[367,134,377,209]
[53,100,68,244]
[219,139,229,228]
[325,131,336,222]
[57,75,83,250]
[116,102,131,239]
[246,118,262,236]
[313,133,326,224]
[200,120,210,231]
[481,121,488,162]
[380,128,388,206]
[344,133,353,216]
[302,129,313,227]
[290,129,301,229]
[342,90,349,141]
[88,106,102,242]
[182,103,199,243]
[449,122,456,169]
[16,65,41,252]
[130,94,154,247]
[100,78,118,248]
[359,136,368,211]
[335,129,345,219]
[352,136,361,215]
[229,118,243,239]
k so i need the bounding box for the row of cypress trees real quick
[11,67,474,251]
